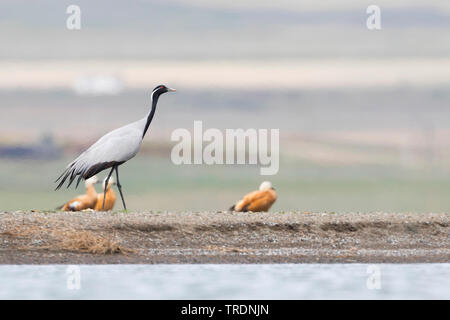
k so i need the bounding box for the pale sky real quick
[174,0,450,13]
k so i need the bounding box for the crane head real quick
[152,84,176,97]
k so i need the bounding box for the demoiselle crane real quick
[230,181,277,212]
[55,85,176,211]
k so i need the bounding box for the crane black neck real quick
[142,92,160,138]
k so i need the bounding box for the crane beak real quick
[167,87,176,92]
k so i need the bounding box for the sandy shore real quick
[0,211,448,264]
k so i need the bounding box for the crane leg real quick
[102,167,114,211]
[115,165,128,212]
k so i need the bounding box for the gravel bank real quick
[0,211,448,264]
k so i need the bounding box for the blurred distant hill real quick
[1,0,449,59]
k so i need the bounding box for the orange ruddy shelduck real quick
[94,177,116,211]
[60,176,99,211]
[230,181,277,212]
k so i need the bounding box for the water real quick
[0,264,448,299]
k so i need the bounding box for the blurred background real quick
[0,0,449,212]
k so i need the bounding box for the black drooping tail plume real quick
[54,163,77,190]
[55,161,122,190]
